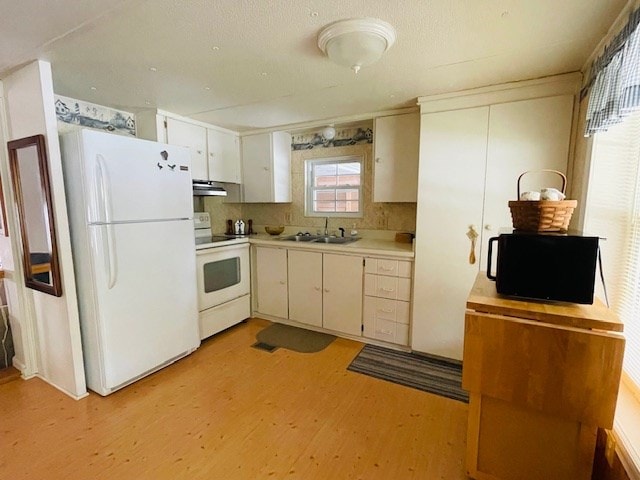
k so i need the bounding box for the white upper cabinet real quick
[373,112,420,202]
[241,131,292,203]
[138,111,241,184]
[166,117,208,181]
[207,128,241,184]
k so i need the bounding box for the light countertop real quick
[249,234,414,258]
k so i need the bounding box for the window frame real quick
[585,112,640,477]
[304,155,364,218]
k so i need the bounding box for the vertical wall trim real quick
[0,81,40,377]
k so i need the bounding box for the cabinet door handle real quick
[324,288,330,293]
[375,157,381,163]
[314,286,321,291]
[279,280,286,285]
[197,150,203,154]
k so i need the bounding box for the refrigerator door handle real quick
[96,154,113,223]
[105,224,118,289]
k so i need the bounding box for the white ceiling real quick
[0,0,628,131]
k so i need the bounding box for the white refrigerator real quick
[60,129,200,396]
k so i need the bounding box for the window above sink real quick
[304,155,363,218]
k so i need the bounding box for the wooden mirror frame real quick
[7,134,62,297]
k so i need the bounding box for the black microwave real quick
[486,232,600,304]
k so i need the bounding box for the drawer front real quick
[396,300,410,324]
[397,261,412,278]
[396,323,409,345]
[365,296,398,321]
[363,297,410,346]
[397,277,411,301]
[363,296,410,324]
[363,312,396,343]
[365,258,413,278]
[365,274,398,299]
[376,259,398,276]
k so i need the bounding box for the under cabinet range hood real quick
[193,181,227,196]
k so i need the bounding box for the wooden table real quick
[463,274,625,480]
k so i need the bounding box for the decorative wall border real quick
[54,95,136,136]
[291,126,372,150]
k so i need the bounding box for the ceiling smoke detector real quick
[317,17,396,74]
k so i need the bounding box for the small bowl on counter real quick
[265,225,285,236]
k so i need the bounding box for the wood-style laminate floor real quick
[0,318,468,480]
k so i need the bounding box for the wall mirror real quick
[7,134,62,296]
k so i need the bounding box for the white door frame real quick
[0,81,40,377]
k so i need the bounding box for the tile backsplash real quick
[203,140,416,235]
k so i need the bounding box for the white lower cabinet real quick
[287,250,363,336]
[287,250,323,327]
[254,245,413,343]
[322,253,363,337]
[255,246,288,318]
[363,257,413,345]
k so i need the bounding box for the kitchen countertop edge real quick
[249,235,415,258]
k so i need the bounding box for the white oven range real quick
[195,212,250,340]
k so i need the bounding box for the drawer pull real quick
[380,287,395,293]
[377,308,394,313]
[377,329,393,335]
[379,266,395,271]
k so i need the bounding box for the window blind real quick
[585,110,640,388]
[304,156,362,217]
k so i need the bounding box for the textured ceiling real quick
[0,0,628,131]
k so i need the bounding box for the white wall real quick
[3,60,86,398]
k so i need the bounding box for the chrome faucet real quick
[324,217,329,235]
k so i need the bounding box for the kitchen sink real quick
[280,234,324,242]
[280,234,360,244]
[315,236,360,244]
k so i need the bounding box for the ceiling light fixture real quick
[317,17,396,74]
[322,125,336,140]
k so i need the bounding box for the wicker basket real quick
[508,170,577,232]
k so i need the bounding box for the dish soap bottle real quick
[350,223,358,237]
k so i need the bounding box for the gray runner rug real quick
[347,344,469,403]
